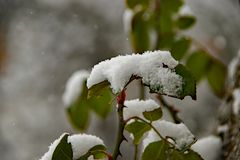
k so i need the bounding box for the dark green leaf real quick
[171,37,191,60]
[125,0,149,9]
[177,16,196,30]
[125,121,151,144]
[89,87,112,118]
[143,108,163,122]
[186,50,211,81]
[131,10,150,53]
[207,60,227,98]
[142,141,170,160]
[52,134,73,160]
[174,64,196,100]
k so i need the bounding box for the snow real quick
[40,133,105,160]
[179,5,194,16]
[142,120,195,150]
[40,133,68,160]
[228,51,240,88]
[68,133,105,160]
[123,99,160,121]
[191,136,222,160]
[62,70,89,107]
[123,9,133,33]
[217,124,229,133]
[233,89,240,115]
[87,50,182,96]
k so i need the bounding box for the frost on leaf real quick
[87,50,196,100]
[142,120,195,150]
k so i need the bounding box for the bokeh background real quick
[0,0,240,159]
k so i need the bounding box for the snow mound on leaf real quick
[68,134,105,159]
[143,120,195,150]
[191,135,222,160]
[123,99,160,121]
[40,133,68,160]
[87,50,182,96]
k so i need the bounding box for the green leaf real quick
[156,33,175,50]
[143,108,163,122]
[207,60,227,98]
[77,145,106,160]
[142,141,170,160]
[171,37,191,60]
[169,149,203,160]
[125,0,149,9]
[160,0,183,14]
[174,64,196,100]
[186,50,211,81]
[177,16,196,30]
[159,13,173,33]
[52,134,73,160]
[125,120,151,144]
[88,80,110,99]
[89,87,112,118]
[67,100,90,131]
[131,10,150,53]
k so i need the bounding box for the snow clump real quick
[87,50,182,97]
[123,99,160,122]
[142,120,195,150]
[191,135,222,160]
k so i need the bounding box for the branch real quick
[156,95,182,124]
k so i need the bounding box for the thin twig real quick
[157,95,182,124]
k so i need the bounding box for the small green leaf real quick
[160,0,183,14]
[52,134,73,160]
[175,64,196,100]
[77,145,106,160]
[142,141,170,160]
[131,10,150,53]
[169,149,203,160]
[125,120,151,144]
[159,13,173,33]
[171,37,191,60]
[125,0,149,9]
[67,100,90,131]
[156,33,175,50]
[89,87,112,118]
[143,108,163,122]
[88,80,110,99]
[186,50,211,81]
[177,16,196,30]
[207,60,227,98]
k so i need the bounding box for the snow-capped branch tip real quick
[62,70,89,107]
[40,133,106,160]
